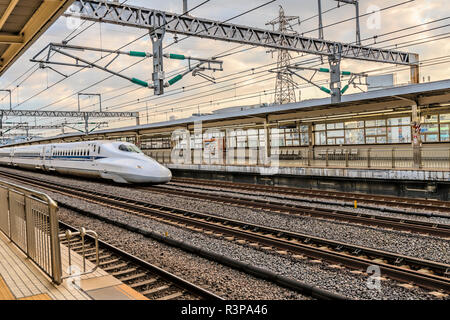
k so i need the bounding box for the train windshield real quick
[118,144,143,153]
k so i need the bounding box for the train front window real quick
[118,144,142,153]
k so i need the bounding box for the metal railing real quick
[59,227,99,280]
[0,179,62,284]
[146,146,450,170]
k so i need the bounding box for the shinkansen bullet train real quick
[0,140,172,184]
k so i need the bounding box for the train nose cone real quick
[153,165,172,183]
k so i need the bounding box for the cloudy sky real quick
[0,0,448,137]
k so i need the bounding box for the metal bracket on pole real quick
[150,13,167,96]
[329,52,342,103]
[78,93,102,112]
[335,0,361,45]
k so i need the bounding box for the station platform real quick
[0,232,147,300]
[168,163,450,200]
[168,163,450,182]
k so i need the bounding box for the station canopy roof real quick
[2,79,450,148]
[0,0,75,76]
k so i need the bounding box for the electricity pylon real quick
[266,6,299,105]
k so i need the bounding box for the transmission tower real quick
[266,6,299,105]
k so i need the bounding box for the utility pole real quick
[266,6,299,105]
[146,102,149,124]
[318,0,324,40]
[183,0,188,13]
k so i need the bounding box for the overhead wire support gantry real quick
[30,43,223,92]
[0,109,139,136]
[64,0,420,104]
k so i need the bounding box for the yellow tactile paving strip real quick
[0,276,15,300]
[19,293,52,300]
[115,284,148,301]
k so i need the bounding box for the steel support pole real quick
[264,116,270,161]
[329,54,342,103]
[412,104,422,168]
[318,0,324,40]
[84,114,89,135]
[150,14,166,96]
[355,1,361,45]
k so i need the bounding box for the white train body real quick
[0,140,172,184]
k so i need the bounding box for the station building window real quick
[417,113,450,143]
[313,116,413,146]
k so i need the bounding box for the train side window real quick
[98,147,101,154]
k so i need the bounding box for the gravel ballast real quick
[2,167,446,264]
[0,167,448,300]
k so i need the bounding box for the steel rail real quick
[141,184,450,238]
[0,171,448,294]
[59,221,223,300]
[171,178,450,217]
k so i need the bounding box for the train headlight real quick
[136,165,143,169]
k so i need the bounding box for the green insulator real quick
[341,71,352,76]
[341,84,349,94]
[168,74,183,85]
[129,51,147,57]
[131,78,149,87]
[320,86,331,94]
[319,68,330,73]
[169,53,186,60]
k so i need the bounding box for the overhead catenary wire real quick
[7,0,213,113]
[5,0,448,131]
[0,0,131,104]
[74,24,450,116]
[16,0,280,125]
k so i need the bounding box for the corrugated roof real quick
[3,78,449,147]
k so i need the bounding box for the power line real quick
[75,25,450,116]
[9,0,213,113]
[0,0,131,104]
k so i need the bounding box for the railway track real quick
[139,184,450,238]
[1,171,449,295]
[58,221,223,300]
[171,177,450,217]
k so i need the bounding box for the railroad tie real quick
[111,267,137,276]
[130,278,158,288]
[99,258,121,267]
[142,285,170,296]
[119,273,147,282]
[103,263,129,272]
[156,291,184,300]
